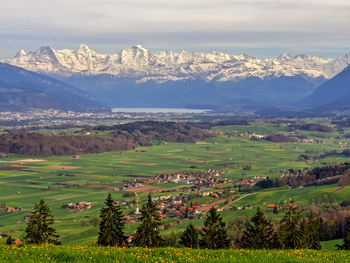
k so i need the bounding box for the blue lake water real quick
[112,108,211,113]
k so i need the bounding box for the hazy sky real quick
[0,0,349,58]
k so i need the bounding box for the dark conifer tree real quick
[6,236,13,245]
[200,207,230,249]
[299,218,308,248]
[277,203,303,249]
[240,208,274,249]
[303,213,321,250]
[179,223,199,248]
[25,199,60,245]
[132,194,164,247]
[98,193,126,246]
[272,231,283,249]
[337,218,350,250]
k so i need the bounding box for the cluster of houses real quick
[114,200,128,206]
[121,177,154,189]
[120,169,269,194]
[61,201,92,212]
[117,194,203,225]
[201,191,225,198]
[215,175,265,189]
[156,201,201,219]
[237,131,323,144]
[338,141,350,147]
[302,138,314,143]
[131,193,202,220]
[235,132,267,140]
[237,204,253,210]
[154,170,223,184]
[122,215,137,224]
[5,207,21,213]
[121,170,225,190]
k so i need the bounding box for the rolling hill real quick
[0,62,105,111]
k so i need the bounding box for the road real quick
[220,192,258,210]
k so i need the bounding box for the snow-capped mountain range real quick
[3,44,350,83]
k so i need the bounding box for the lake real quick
[111,108,211,113]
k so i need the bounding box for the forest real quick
[0,121,212,156]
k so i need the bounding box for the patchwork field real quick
[1,121,350,246]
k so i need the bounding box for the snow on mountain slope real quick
[324,52,350,78]
[3,45,348,83]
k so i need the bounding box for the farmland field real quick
[0,245,349,263]
[1,120,350,245]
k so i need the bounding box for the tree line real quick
[0,121,212,156]
[255,163,350,189]
[16,194,350,250]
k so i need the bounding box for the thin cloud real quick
[0,0,349,58]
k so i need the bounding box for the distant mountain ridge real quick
[3,44,350,82]
[0,62,104,111]
[2,45,350,111]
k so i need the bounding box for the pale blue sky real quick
[0,0,349,58]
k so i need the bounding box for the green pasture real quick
[1,123,350,244]
[322,239,343,250]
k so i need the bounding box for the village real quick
[121,170,226,190]
[121,193,210,228]
[121,170,264,191]
[235,131,334,145]
[119,174,267,228]
[115,170,270,227]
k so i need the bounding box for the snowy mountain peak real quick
[77,44,93,53]
[2,45,350,82]
[36,46,55,55]
[119,45,149,66]
[277,52,293,60]
[132,44,147,51]
[15,49,27,58]
[295,54,308,59]
[323,52,350,79]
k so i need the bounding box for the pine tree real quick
[25,199,60,245]
[277,203,302,249]
[179,223,199,248]
[303,213,321,250]
[97,193,126,246]
[240,208,274,249]
[132,194,164,247]
[337,218,350,250]
[271,231,283,249]
[200,207,230,249]
[6,236,12,245]
[299,218,308,248]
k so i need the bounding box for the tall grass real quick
[0,245,349,263]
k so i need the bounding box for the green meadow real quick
[0,245,349,263]
[1,122,350,245]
